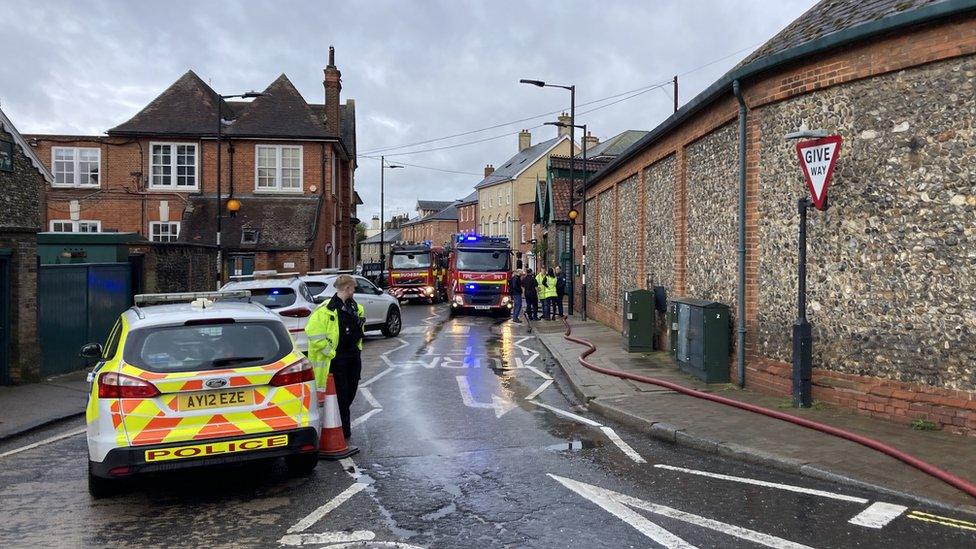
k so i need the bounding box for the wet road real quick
[1,303,975,548]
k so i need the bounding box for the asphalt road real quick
[1,303,974,548]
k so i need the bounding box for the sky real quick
[0,0,818,223]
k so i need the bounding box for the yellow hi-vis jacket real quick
[305,296,366,387]
[538,274,556,299]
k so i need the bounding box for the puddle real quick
[544,439,601,453]
[420,503,457,521]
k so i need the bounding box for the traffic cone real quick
[318,373,359,460]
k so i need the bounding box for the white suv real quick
[221,275,324,352]
[301,274,402,337]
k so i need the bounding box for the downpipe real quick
[733,79,747,388]
[559,317,976,501]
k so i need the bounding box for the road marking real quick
[654,464,869,504]
[550,474,814,549]
[907,510,976,532]
[548,474,695,548]
[524,365,552,380]
[380,354,441,369]
[361,366,395,387]
[524,352,539,365]
[0,427,86,459]
[848,502,907,529]
[328,543,426,549]
[286,482,368,533]
[350,408,382,428]
[531,401,602,427]
[279,531,375,545]
[600,427,646,463]
[525,379,553,401]
[455,376,517,418]
[360,387,382,408]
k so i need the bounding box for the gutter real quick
[733,80,747,388]
[586,0,976,190]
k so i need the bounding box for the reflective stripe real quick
[308,334,330,341]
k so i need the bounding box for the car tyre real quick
[88,461,120,498]
[381,307,402,337]
[285,453,318,475]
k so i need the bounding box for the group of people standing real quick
[509,266,566,323]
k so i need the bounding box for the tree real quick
[354,222,367,264]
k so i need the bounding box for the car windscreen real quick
[123,321,292,373]
[304,281,329,296]
[233,287,296,309]
[455,249,510,272]
[392,253,431,269]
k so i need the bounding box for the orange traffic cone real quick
[318,373,359,460]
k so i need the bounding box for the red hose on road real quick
[560,318,976,501]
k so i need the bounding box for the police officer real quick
[554,265,566,319]
[305,274,366,441]
[509,269,524,323]
[523,268,539,321]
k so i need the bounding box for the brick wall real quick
[579,12,976,434]
[143,244,217,293]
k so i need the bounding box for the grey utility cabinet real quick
[668,297,730,383]
[622,289,655,352]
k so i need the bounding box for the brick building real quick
[456,191,478,235]
[400,201,460,247]
[28,48,358,279]
[0,107,51,383]
[580,0,976,434]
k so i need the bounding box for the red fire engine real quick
[387,243,448,303]
[446,234,513,316]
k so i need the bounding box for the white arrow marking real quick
[350,408,382,428]
[532,401,602,427]
[600,427,646,463]
[455,376,517,418]
[549,474,814,549]
[279,531,375,546]
[286,482,368,533]
[848,502,907,529]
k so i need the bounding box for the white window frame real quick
[149,221,181,242]
[50,219,101,233]
[149,142,198,190]
[255,144,304,193]
[521,224,526,243]
[51,147,100,188]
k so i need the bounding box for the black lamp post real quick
[546,120,588,321]
[520,79,576,314]
[216,90,266,286]
[379,155,403,288]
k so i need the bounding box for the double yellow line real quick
[907,510,976,532]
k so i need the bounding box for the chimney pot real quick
[583,131,599,151]
[518,130,531,152]
[484,164,495,177]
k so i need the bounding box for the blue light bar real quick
[466,235,478,241]
[466,284,476,290]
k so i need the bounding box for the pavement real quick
[532,316,976,513]
[0,370,89,441]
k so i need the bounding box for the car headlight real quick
[454,295,464,305]
[424,286,435,295]
[501,296,511,305]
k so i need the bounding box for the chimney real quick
[324,46,342,136]
[484,164,495,178]
[371,215,380,231]
[583,131,599,152]
[557,112,572,138]
[518,129,531,152]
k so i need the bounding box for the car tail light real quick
[98,372,161,399]
[270,358,314,386]
[279,308,312,318]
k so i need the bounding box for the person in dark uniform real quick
[554,265,566,319]
[523,268,539,320]
[509,269,524,323]
[325,275,365,440]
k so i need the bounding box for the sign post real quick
[790,133,842,408]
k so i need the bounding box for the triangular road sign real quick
[795,135,842,210]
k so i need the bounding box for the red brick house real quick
[28,48,358,278]
[456,191,478,235]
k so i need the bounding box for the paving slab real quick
[0,370,89,440]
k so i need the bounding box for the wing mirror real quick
[80,343,103,360]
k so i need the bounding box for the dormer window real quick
[242,229,260,244]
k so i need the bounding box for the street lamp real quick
[379,155,403,288]
[521,78,576,315]
[216,90,266,286]
[545,120,589,321]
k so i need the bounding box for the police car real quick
[82,291,321,497]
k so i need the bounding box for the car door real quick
[354,277,383,324]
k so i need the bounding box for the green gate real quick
[38,263,131,376]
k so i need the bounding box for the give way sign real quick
[795,135,842,210]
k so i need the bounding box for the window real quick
[521,224,526,243]
[149,221,180,242]
[256,145,303,192]
[531,224,536,240]
[52,147,100,187]
[150,143,197,189]
[242,229,259,244]
[50,220,100,232]
[506,190,511,205]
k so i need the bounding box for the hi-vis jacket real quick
[305,296,366,387]
[538,274,557,299]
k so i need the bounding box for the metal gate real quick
[38,263,131,376]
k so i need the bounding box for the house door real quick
[0,251,10,384]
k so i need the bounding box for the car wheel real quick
[88,461,120,498]
[285,453,318,475]
[381,307,402,337]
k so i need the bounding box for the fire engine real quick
[387,242,448,303]
[446,234,513,316]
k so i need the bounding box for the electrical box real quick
[622,289,654,352]
[668,297,730,383]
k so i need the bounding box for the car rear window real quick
[245,287,297,309]
[305,281,329,296]
[123,321,292,373]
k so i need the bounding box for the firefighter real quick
[509,269,524,323]
[305,274,366,441]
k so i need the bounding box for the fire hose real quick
[559,318,976,501]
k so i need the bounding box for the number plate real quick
[474,305,490,310]
[178,389,254,411]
